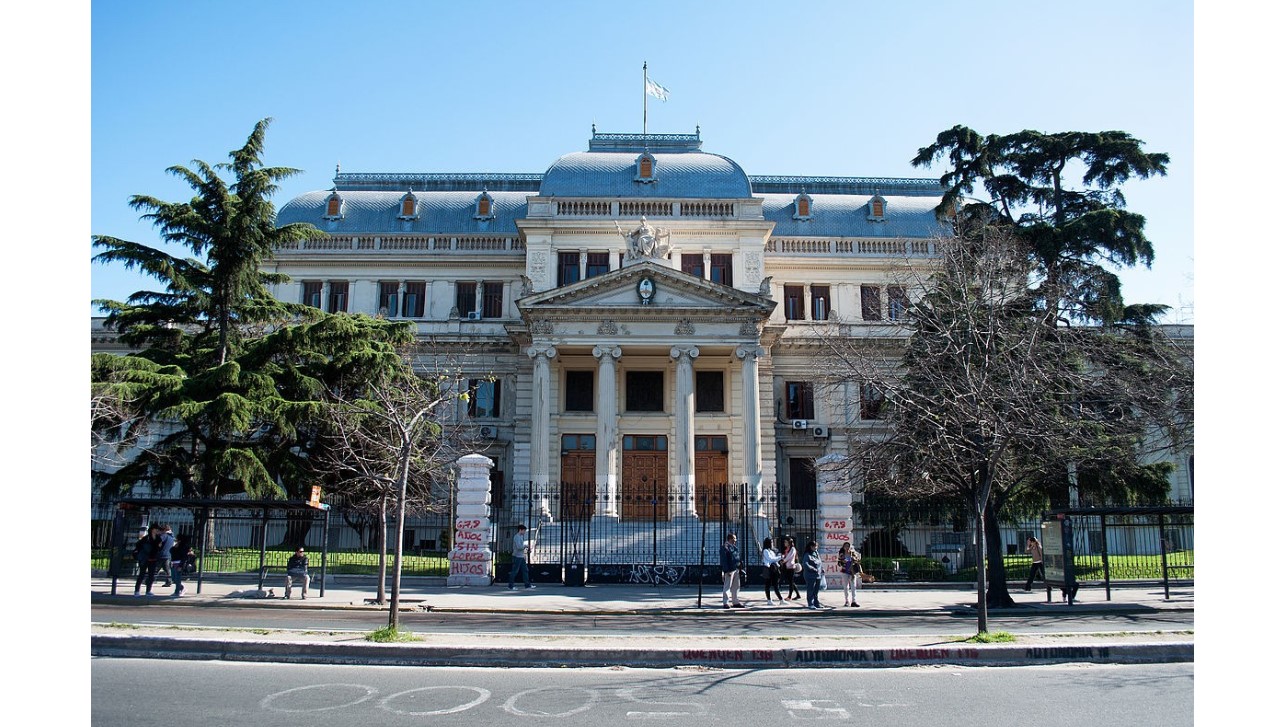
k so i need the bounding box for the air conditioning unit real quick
[812,425,830,438]
[478,425,497,439]
[791,419,808,430]
[466,311,482,320]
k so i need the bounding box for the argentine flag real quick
[645,78,670,101]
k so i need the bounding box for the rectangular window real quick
[888,285,909,321]
[860,383,885,420]
[379,282,399,317]
[789,457,817,510]
[561,433,596,452]
[585,252,610,279]
[784,285,805,320]
[625,371,664,412]
[482,281,504,318]
[811,285,830,321]
[564,370,595,412]
[681,253,704,278]
[709,254,733,286]
[557,252,581,287]
[468,379,501,418]
[623,434,666,451]
[695,371,725,413]
[456,282,477,317]
[327,281,349,313]
[786,381,815,420]
[402,282,425,318]
[861,285,882,321]
[302,281,323,309]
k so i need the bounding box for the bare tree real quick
[321,346,484,628]
[819,231,1191,632]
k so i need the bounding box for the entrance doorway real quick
[622,434,668,520]
[694,435,730,519]
[559,434,595,521]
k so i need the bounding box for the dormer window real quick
[398,190,418,220]
[474,190,495,220]
[324,190,344,219]
[634,152,656,183]
[793,191,814,220]
[868,194,886,221]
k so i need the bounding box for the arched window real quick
[634,152,656,183]
[324,191,343,219]
[474,190,495,220]
[868,193,887,221]
[793,191,813,220]
[399,191,417,219]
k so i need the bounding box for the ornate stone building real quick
[267,130,966,537]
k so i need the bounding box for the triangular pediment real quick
[518,261,775,316]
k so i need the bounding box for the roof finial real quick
[592,122,597,134]
[335,161,341,178]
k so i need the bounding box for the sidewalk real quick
[91,575,1194,669]
[91,574,1194,615]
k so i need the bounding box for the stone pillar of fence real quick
[815,453,855,588]
[447,453,495,586]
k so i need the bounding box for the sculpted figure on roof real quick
[617,217,672,265]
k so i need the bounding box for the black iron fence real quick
[91,496,453,577]
[92,491,1192,588]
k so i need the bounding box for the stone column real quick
[528,344,556,521]
[447,453,495,586]
[670,345,700,518]
[592,345,621,518]
[736,345,766,517]
[814,453,855,589]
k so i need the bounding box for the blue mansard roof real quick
[762,193,947,238]
[538,132,753,199]
[275,131,947,237]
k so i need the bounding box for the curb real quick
[90,633,1193,669]
[89,592,1193,617]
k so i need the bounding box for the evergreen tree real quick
[91,121,414,507]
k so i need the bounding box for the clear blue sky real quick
[86,0,1195,322]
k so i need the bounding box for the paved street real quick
[92,600,1194,637]
[93,658,1194,727]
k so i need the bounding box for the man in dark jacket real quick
[285,547,309,599]
[720,533,745,609]
[133,525,161,596]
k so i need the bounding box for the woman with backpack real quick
[837,542,861,608]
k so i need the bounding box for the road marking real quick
[781,699,851,719]
[260,683,376,712]
[503,686,598,717]
[379,686,490,716]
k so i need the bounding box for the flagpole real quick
[643,61,648,137]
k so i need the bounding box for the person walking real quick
[156,524,175,588]
[780,536,802,601]
[509,524,534,590]
[285,547,309,599]
[720,533,745,608]
[761,537,783,605]
[133,524,162,596]
[801,540,824,609]
[837,542,861,607]
[1024,536,1045,591]
[169,534,192,597]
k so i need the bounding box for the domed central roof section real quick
[538,132,752,199]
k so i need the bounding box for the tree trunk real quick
[984,500,1016,608]
[973,500,988,633]
[375,497,388,605]
[280,511,314,548]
